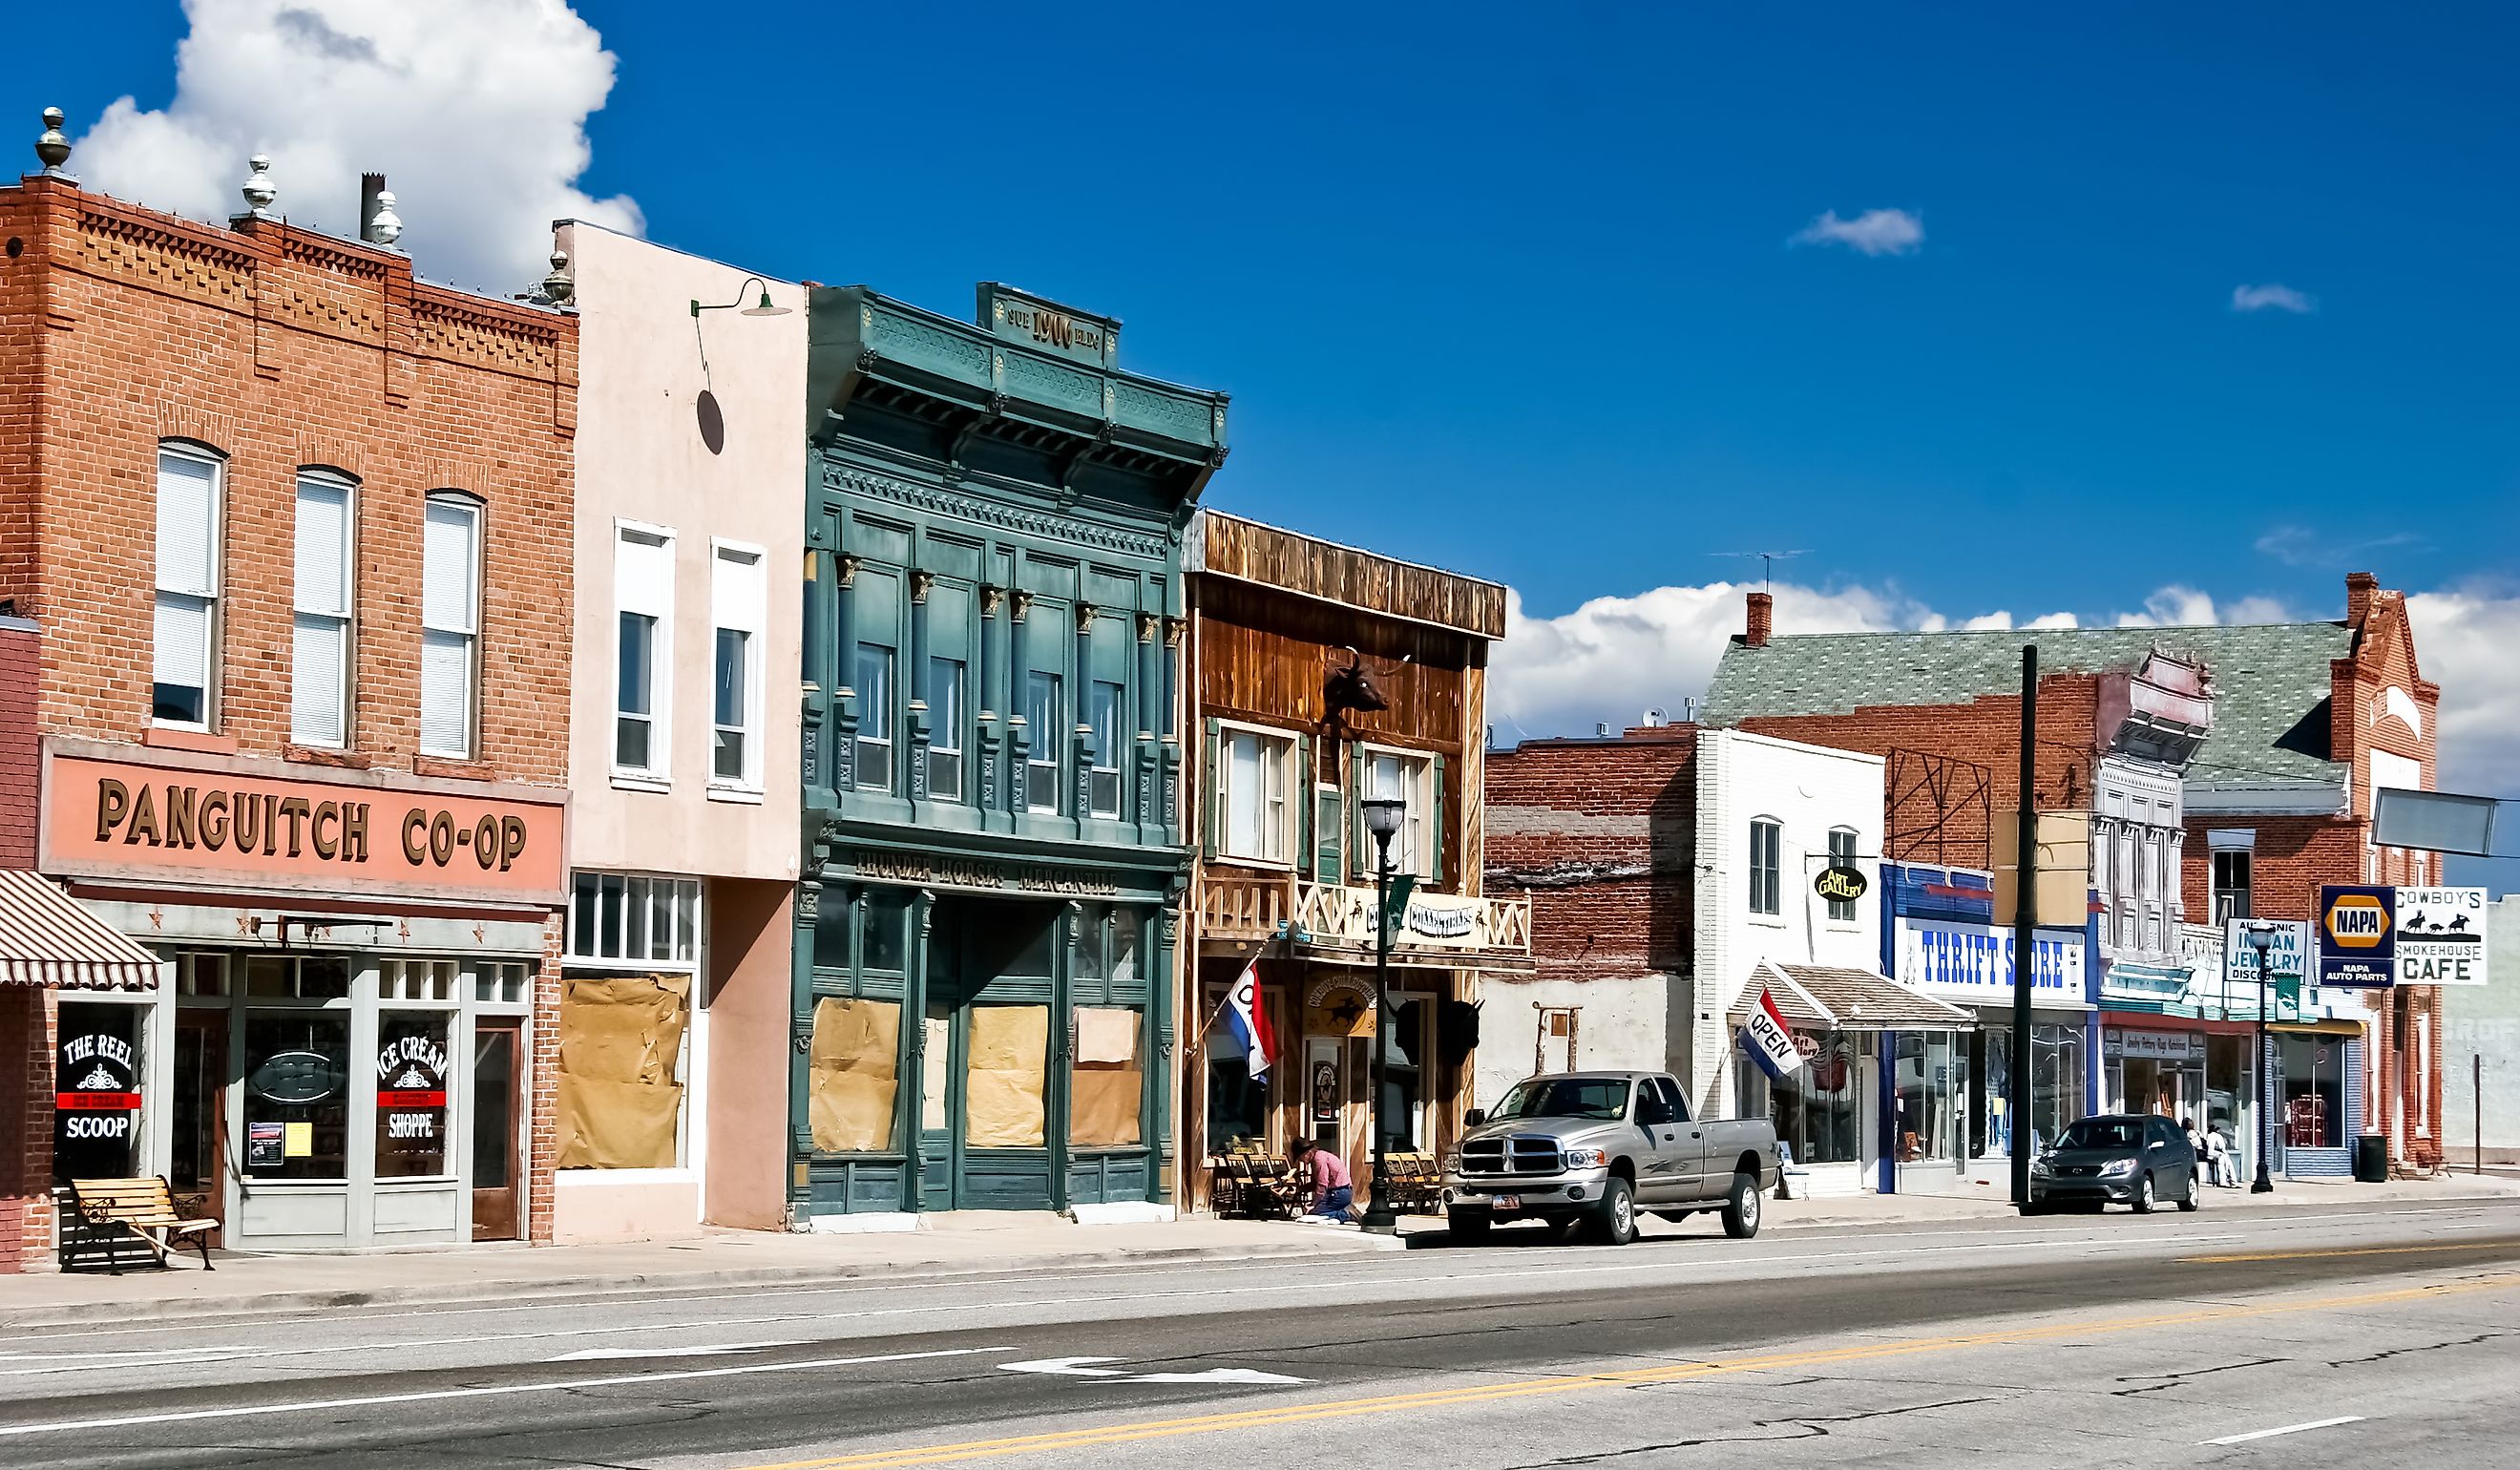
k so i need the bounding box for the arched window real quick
[420,493,483,759]
[291,469,356,747]
[1826,826,1859,921]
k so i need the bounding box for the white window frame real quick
[561,870,707,1182]
[291,471,356,748]
[612,519,675,788]
[1089,679,1125,819]
[1749,817,1783,916]
[419,493,483,760]
[928,654,966,803]
[708,538,766,798]
[153,442,224,732]
[1026,670,1062,814]
[1825,826,1859,923]
[1359,743,1434,879]
[856,641,896,794]
[1217,721,1296,866]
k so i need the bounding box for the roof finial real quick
[240,154,278,219]
[541,248,574,306]
[367,190,403,247]
[34,107,73,178]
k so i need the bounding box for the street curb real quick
[0,1234,1407,1331]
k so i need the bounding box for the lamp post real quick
[2245,919,2278,1194]
[1359,795,1405,1234]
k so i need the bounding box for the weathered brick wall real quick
[1484,729,1697,982]
[2,178,576,781]
[0,620,37,868]
[1728,675,2103,869]
[2,989,55,1272]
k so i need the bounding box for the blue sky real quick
[13,4,2520,804]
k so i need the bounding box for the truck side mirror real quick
[1464,1109,1486,1127]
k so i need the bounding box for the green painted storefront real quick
[792,284,1225,1221]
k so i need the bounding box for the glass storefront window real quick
[2278,1035,2347,1148]
[243,1012,351,1180]
[1771,1030,1862,1166]
[1378,998,1434,1151]
[53,1001,146,1185]
[1204,981,1271,1153]
[1974,1024,2086,1157]
[1895,1032,1962,1164]
[375,1012,452,1178]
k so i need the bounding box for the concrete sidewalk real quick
[7,1173,2512,1329]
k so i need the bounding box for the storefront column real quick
[901,887,933,1210]
[786,878,823,1223]
[1149,900,1179,1204]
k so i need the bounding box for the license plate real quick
[1491,1195,1522,1211]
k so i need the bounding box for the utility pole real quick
[2010,644,2038,1208]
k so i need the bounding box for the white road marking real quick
[0,1345,1012,1438]
[1000,1356,1127,1377]
[1124,1368,1311,1385]
[2202,1415,2366,1445]
[544,1340,801,1361]
[999,1356,1310,1386]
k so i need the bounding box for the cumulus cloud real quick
[1789,207,1924,257]
[74,0,641,293]
[2405,587,2520,798]
[2232,283,2316,314]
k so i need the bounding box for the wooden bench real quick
[63,1177,217,1273]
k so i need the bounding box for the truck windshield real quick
[1491,1078,1629,1122]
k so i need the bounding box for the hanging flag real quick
[1738,987,1802,1082]
[1222,957,1275,1080]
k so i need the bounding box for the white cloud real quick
[2256,524,2420,567]
[1789,208,1924,257]
[2405,588,2520,798]
[2232,283,2316,314]
[73,0,641,293]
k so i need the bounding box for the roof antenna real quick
[1709,549,1809,592]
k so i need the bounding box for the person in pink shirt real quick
[1291,1137,1354,1222]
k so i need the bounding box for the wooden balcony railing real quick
[1200,872,1532,956]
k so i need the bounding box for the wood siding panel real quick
[1201,513,1504,640]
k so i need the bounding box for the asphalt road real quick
[2,1199,2515,1469]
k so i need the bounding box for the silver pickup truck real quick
[1441,1070,1781,1244]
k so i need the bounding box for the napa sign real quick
[1895,917,2091,1010]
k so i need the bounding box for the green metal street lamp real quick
[1359,794,1406,1234]
[2245,919,2278,1194]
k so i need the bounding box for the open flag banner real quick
[1222,957,1275,1080]
[1738,987,1801,1082]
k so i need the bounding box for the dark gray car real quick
[2026,1114,2202,1214]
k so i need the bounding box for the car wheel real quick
[2177,1173,2201,1212]
[1597,1178,1639,1246]
[2132,1172,2155,1214]
[1449,1208,1492,1243]
[1721,1171,1762,1239]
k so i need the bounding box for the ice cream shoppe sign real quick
[40,747,566,904]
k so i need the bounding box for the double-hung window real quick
[2213,850,2252,923]
[419,494,481,758]
[291,472,354,746]
[1219,727,1292,863]
[1749,818,1783,915]
[1088,681,1124,818]
[928,657,965,802]
[1826,827,1858,921]
[1363,748,1433,877]
[153,445,222,728]
[854,642,894,792]
[710,542,765,790]
[1025,672,1062,813]
[613,524,673,778]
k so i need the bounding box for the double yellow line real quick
[733,1273,2517,1470]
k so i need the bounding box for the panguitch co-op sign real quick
[41,750,566,903]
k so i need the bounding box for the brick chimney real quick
[2345,571,2379,628]
[1745,590,1774,648]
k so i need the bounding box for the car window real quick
[1636,1085,1676,1126]
[1491,1078,1630,1122]
[1655,1078,1692,1124]
[2057,1118,2143,1150]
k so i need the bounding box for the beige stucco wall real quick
[558,222,804,882]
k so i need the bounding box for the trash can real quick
[2354,1134,2388,1183]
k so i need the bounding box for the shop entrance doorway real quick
[470,1019,523,1242]
[171,1011,227,1248]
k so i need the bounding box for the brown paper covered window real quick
[809,997,902,1153]
[966,1005,1048,1149]
[1070,1006,1142,1148]
[554,975,689,1170]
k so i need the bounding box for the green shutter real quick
[1350,743,1369,880]
[1430,752,1447,887]
[1202,717,1221,862]
[1314,786,1343,884]
[1293,732,1312,871]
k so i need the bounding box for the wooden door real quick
[470,1020,523,1241]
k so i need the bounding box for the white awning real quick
[0,870,162,990]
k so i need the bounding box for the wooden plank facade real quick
[1184,512,1526,1210]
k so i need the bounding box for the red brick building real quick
[1700,573,2449,1173]
[1,140,576,1269]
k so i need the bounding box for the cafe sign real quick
[42,747,566,904]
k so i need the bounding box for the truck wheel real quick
[1721,1171,1763,1239]
[1448,1208,1491,1244]
[1597,1178,1638,1246]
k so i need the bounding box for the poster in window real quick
[247,1121,284,1169]
[374,1015,452,1177]
[53,1005,144,1182]
[1311,1060,1338,1123]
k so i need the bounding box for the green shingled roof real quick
[1700,621,2354,785]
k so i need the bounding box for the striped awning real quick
[0,869,161,990]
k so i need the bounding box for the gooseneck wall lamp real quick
[690,277,790,319]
